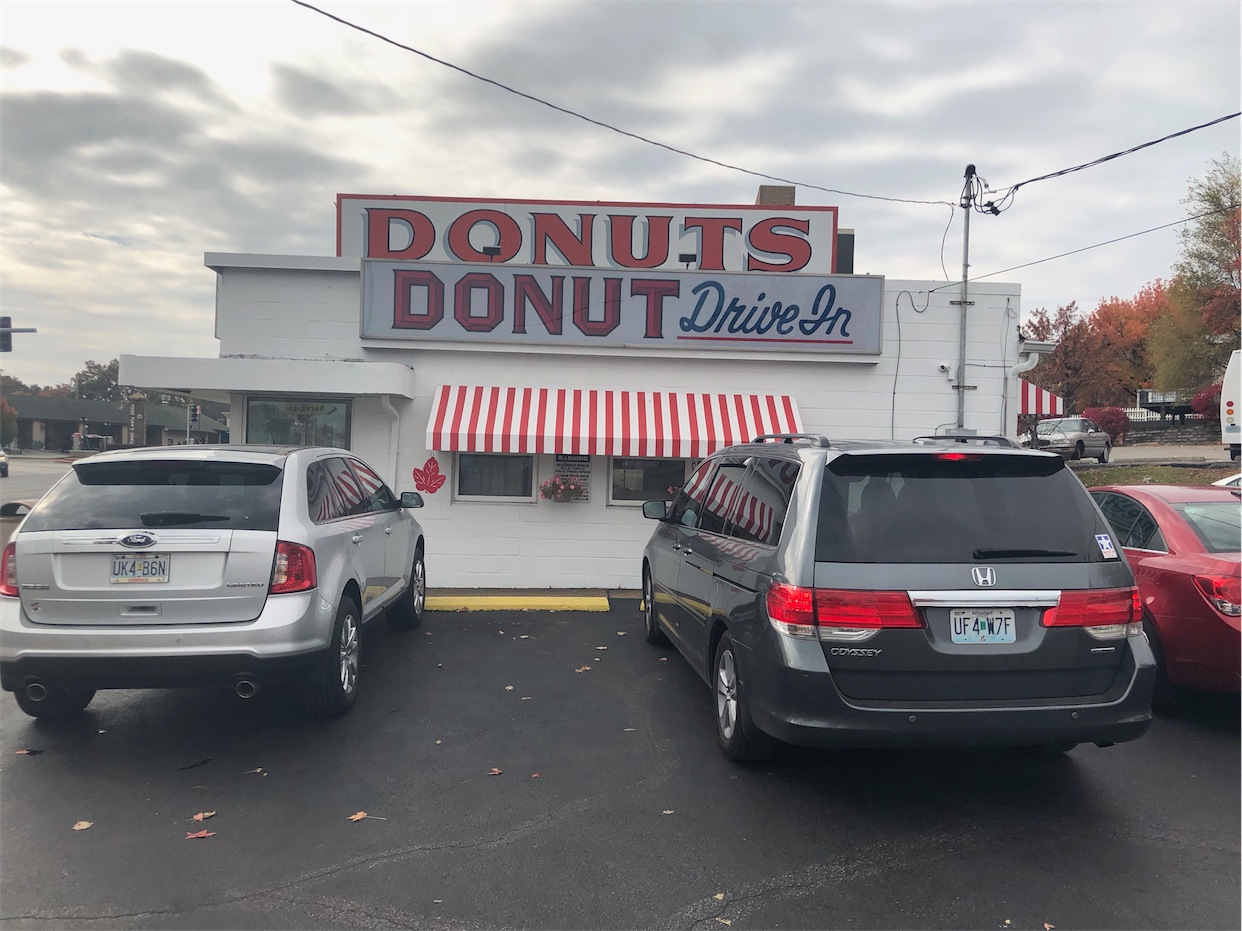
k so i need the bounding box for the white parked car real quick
[0,445,426,719]
[1211,473,1241,488]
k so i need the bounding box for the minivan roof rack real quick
[752,433,832,447]
[912,434,1020,448]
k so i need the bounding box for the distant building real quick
[5,395,228,450]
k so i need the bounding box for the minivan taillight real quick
[1042,586,1141,640]
[1193,574,1242,617]
[0,543,16,597]
[766,584,923,642]
[269,542,317,594]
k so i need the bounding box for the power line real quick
[289,0,955,209]
[975,113,1241,215]
[929,203,1239,291]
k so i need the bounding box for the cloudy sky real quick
[1,0,1238,388]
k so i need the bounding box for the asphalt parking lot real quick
[1,601,1238,931]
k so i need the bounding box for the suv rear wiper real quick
[140,511,231,526]
[973,547,1078,559]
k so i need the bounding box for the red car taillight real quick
[0,543,16,597]
[1042,586,1141,639]
[1194,574,1242,617]
[766,583,923,640]
[269,542,317,594]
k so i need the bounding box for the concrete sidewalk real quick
[1110,443,1233,463]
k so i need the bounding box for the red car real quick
[1089,485,1240,702]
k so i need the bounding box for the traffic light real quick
[1,317,11,353]
[190,404,200,423]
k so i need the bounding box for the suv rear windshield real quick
[816,453,1109,563]
[23,460,284,533]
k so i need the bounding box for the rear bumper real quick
[0,589,336,692]
[742,634,1156,749]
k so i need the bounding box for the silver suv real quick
[641,434,1154,762]
[0,445,427,719]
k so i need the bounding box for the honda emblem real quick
[971,566,997,587]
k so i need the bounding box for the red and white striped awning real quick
[1019,380,1065,416]
[427,386,803,459]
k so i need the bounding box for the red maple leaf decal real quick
[412,457,446,494]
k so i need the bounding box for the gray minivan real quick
[641,434,1154,762]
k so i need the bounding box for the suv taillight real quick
[1193,574,1242,617]
[269,541,317,594]
[0,543,16,597]
[1042,587,1141,640]
[767,583,923,642]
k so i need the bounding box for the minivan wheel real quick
[13,685,96,720]
[387,543,426,631]
[1097,443,1110,464]
[714,632,776,763]
[642,568,670,646]
[303,594,361,716]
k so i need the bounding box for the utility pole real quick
[954,165,975,430]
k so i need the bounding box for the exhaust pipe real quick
[234,678,259,700]
[24,681,49,703]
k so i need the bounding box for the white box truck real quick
[1223,349,1240,461]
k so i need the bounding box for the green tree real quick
[0,400,15,447]
[71,359,131,402]
[1153,153,1241,386]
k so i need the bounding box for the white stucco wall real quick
[200,258,1023,590]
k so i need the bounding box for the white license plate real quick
[110,554,170,584]
[950,608,1016,644]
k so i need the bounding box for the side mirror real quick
[642,500,668,520]
[400,491,424,509]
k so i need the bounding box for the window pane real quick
[728,457,799,545]
[307,461,345,523]
[246,399,351,448]
[611,458,686,502]
[459,454,533,497]
[26,461,283,532]
[349,459,399,512]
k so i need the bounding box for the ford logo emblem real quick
[120,532,157,549]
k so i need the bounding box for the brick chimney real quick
[754,185,796,206]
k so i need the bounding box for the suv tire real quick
[642,567,670,646]
[387,543,426,631]
[303,594,361,716]
[13,685,96,720]
[714,632,776,763]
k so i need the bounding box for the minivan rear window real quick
[23,461,284,532]
[816,454,1109,563]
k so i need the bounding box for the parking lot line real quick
[425,593,612,612]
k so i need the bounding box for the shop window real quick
[246,398,351,449]
[458,453,534,499]
[609,458,688,504]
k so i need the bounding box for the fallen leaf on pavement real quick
[575,665,591,673]
[185,830,215,839]
[616,631,627,636]
[15,749,43,756]
[348,811,386,821]
[659,657,667,662]
[488,767,503,776]
[519,635,529,639]
[504,685,514,691]
[1044,925,1055,930]
[662,810,674,815]
[595,646,608,651]
[72,821,93,831]
[593,657,601,662]
[714,893,725,901]
[244,767,265,775]
[433,900,443,904]
[716,920,732,927]
[435,739,442,745]
[623,728,636,732]
[498,629,503,635]
[521,696,532,700]
[192,811,216,822]
[531,773,541,778]
[176,758,212,771]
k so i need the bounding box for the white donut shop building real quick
[122,188,1051,590]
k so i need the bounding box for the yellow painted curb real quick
[426,595,611,612]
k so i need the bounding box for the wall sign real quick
[338,195,839,274]
[361,261,882,354]
[552,454,590,502]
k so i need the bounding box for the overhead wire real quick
[289,0,955,209]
